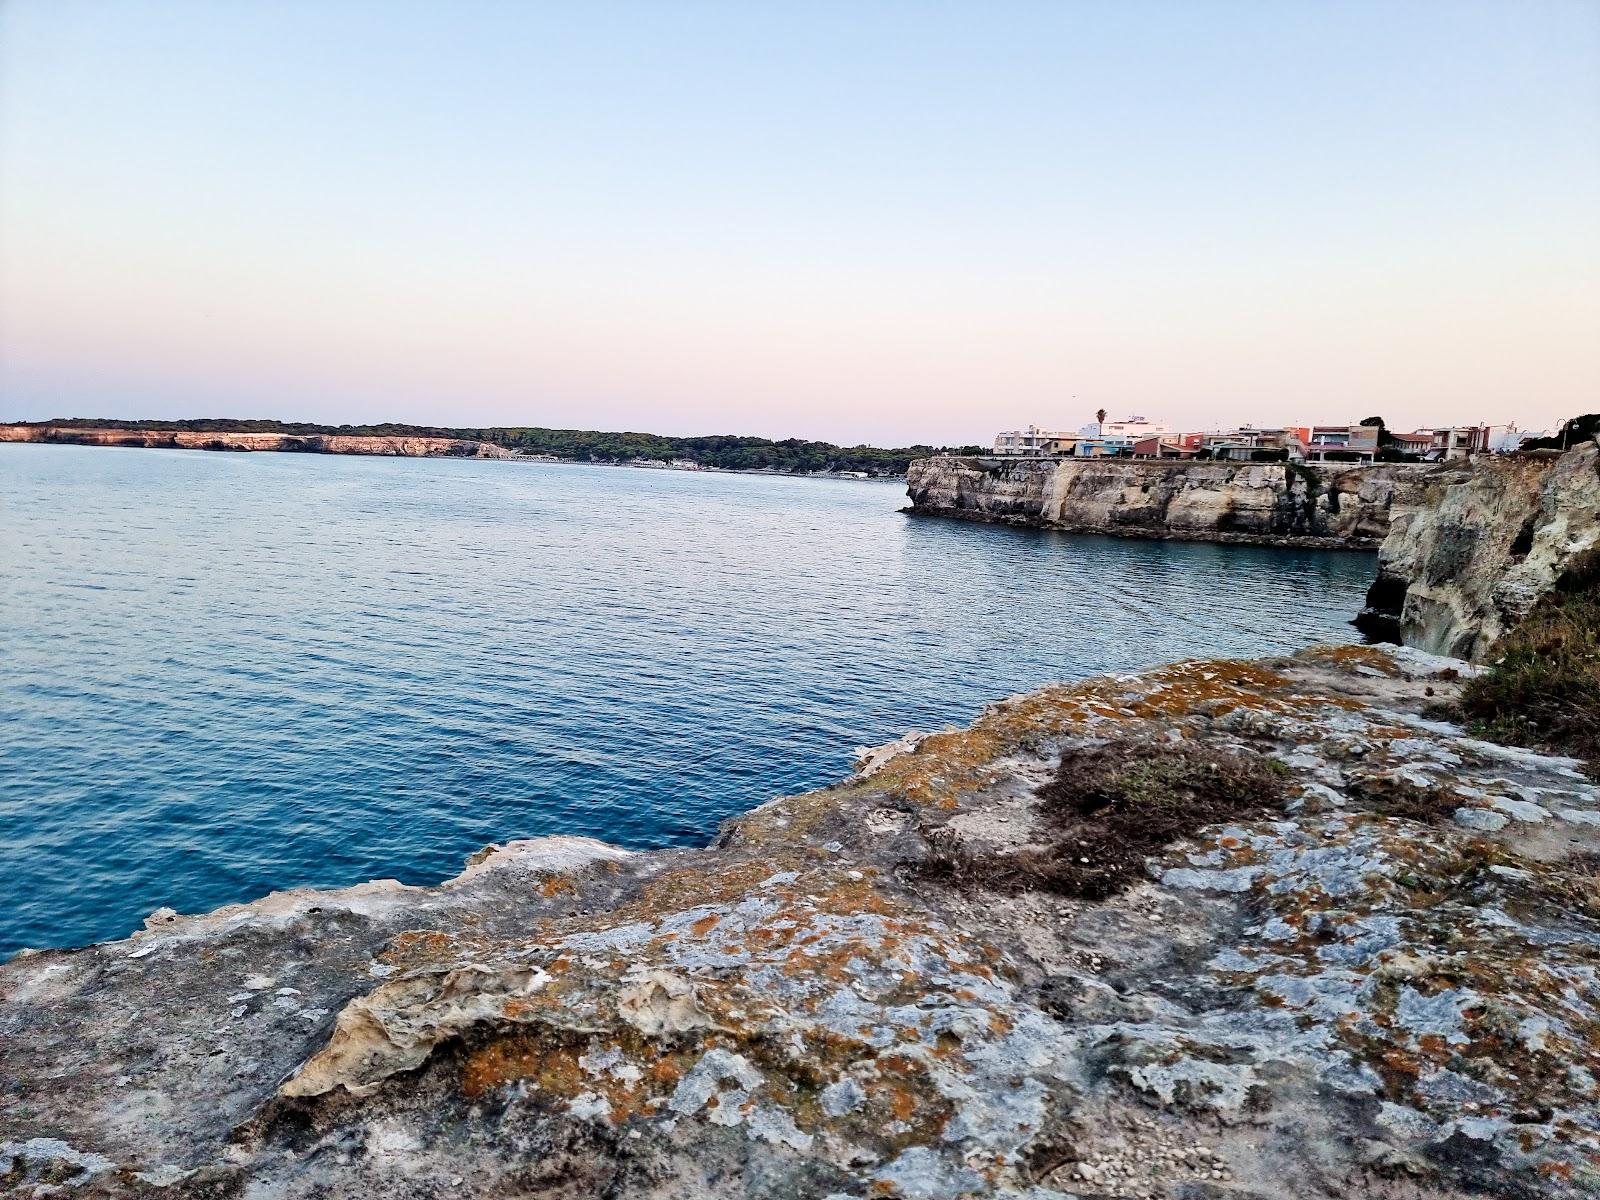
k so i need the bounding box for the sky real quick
[1,1,1596,446]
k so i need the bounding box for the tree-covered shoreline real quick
[9,418,982,476]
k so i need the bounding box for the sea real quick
[0,443,1377,956]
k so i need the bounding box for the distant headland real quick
[0,418,982,478]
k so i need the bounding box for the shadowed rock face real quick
[903,457,1414,547]
[1360,442,1600,660]
[5,647,1599,1198]
[0,425,512,458]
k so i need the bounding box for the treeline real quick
[16,418,982,475]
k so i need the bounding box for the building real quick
[993,417,1508,464]
[1488,426,1545,453]
[1200,433,1265,461]
[992,426,1075,456]
[1080,415,1169,439]
[1132,432,1202,459]
[1301,425,1379,463]
[1388,431,1434,457]
[1070,415,1171,457]
[1198,427,1308,461]
[1074,435,1136,458]
[1429,426,1492,459]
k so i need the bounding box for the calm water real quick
[0,444,1376,955]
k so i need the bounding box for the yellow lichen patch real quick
[540,875,575,899]
[805,874,896,918]
[623,857,809,917]
[378,929,486,971]
[1299,644,1403,674]
[1368,722,1423,741]
[759,657,1367,824]
[860,1053,957,1150]
[462,1024,703,1123]
[1125,659,1370,720]
[462,1036,584,1101]
[858,725,1010,809]
[887,1081,917,1121]
[779,939,873,985]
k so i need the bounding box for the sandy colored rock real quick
[0,424,512,458]
[904,455,1416,546]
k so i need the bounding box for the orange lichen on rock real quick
[462,1036,584,1101]
[540,875,575,899]
[1298,644,1404,674]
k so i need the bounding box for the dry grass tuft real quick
[921,739,1290,900]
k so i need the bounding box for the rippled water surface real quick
[1,444,1377,954]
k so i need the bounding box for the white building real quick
[993,425,1074,456]
[1078,415,1169,439]
[1488,426,1546,453]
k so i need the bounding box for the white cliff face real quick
[1364,441,1600,660]
[905,456,1411,545]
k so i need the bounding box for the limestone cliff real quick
[0,425,512,458]
[1357,441,1600,659]
[5,645,1599,1199]
[905,456,1411,546]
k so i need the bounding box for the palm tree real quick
[1095,408,1107,431]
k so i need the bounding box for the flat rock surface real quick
[4,645,1599,1198]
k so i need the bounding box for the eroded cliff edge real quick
[5,645,1599,1199]
[0,425,512,458]
[1357,441,1600,660]
[904,457,1413,547]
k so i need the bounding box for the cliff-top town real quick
[993,416,1548,462]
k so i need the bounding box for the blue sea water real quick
[0,444,1377,956]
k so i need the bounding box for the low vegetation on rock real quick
[924,739,1291,899]
[1463,550,1600,774]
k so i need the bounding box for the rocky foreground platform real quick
[4,646,1599,1199]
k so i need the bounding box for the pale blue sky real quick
[2,0,1596,443]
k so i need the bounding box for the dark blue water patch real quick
[0,444,1378,956]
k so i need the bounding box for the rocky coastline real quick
[0,423,931,477]
[904,456,1420,548]
[5,643,1599,1199]
[1356,442,1599,659]
[0,425,513,459]
[4,440,1599,1199]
